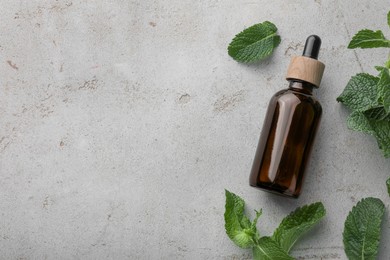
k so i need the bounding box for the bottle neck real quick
[288,80,315,94]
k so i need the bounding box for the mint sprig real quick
[224,190,325,259]
[337,11,390,158]
[228,21,281,63]
[343,198,385,260]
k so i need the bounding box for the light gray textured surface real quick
[0,0,389,259]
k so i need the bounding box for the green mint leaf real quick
[377,68,390,113]
[252,237,294,260]
[387,178,390,196]
[364,107,390,121]
[251,209,262,242]
[343,198,385,260]
[370,119,390,157]
[346,112,390,157]
[348,29,390,49]
[272,202,326,252]
[347,111,375,134]
[388,10,390,28]
[251,209,262,229]
[224,190,259,248]
[228,21,281,63]
[337,73,379,111]
[375,66,387,72]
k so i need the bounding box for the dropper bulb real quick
[302,35,321,60]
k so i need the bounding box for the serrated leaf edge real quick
[227,21,280,63]
[348,29,390,49]
[387,10,390,28]
[272,202,326,252]
[343,197,385,260]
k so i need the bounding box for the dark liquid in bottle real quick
[249,81,322,198]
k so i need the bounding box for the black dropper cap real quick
[302,35,321,60]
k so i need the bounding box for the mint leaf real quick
[272,202,326,252]
[252,237,294,260]
[347,111,375,134]
[387,178,390,196]
[375,66,387,72]
[251,209,262,242]
[364,107,390,121]
[346,111,390,157]
[337,73,379,111]
[228,21,281,63]
[388,11,390,28]
[343,198,385,260]
[377,68,390,113]
[348,29,390,49]
[224,190,260,248]
[370,119,390,157]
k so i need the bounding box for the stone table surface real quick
[1,0,389,259]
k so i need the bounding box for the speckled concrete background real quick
[0,0,389,259]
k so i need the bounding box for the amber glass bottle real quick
[249,35,325,198]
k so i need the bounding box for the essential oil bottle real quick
[249,35,325,198]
